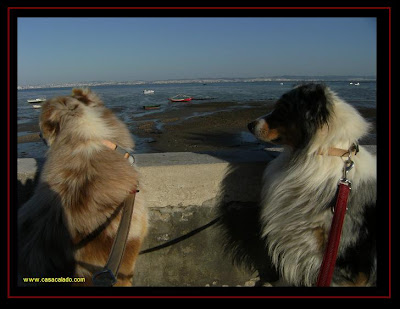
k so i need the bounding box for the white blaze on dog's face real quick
[248,115,282,143]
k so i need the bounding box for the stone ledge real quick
[16,146,376,286]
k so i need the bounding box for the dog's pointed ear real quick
[39,103,61,146]
[71,88,88,97]
[71,88,104,107]
[302,84,331,127]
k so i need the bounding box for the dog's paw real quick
[243,277,259,287]
[252,278,274,287]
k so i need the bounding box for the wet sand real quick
[129,100,377,153]
[17,100,377,157]
[130,100,276,153]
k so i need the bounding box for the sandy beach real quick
[17,100,377,157]
[129,100,377,153]
[130,100,276,153]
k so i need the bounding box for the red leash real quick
[316,159,354,287]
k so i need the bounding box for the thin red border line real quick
[7,295,392,299]
[6,6,391,300]
[6,5,392,299]
[6,6,392,10]
[9,295,389,299]
[388,7,392,299]
[8,6,391,299]
[7,6,11,300]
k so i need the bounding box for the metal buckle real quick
[128,154,135,166]
[341,159,354,182]
[115,145,135,166]
[338,178,352,188]
[92,268,117,287]
[337,156,354,190]
[352,143,359,155]
[332,150,355,213]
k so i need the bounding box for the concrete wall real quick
[16,146,376,287]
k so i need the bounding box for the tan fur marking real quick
[339,272,369,287]
[313,227,326,252]
[354,272,369,286]
[259,122,280,141]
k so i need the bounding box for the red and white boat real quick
[168,94,192,102]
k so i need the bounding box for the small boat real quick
[143,90,155,94]
[143,105,161,110]
[27,97,46,103]
[354,82,360,86]
[168,94,192,102]
[32,105,42,109]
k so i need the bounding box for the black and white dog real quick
[245,83,376,286]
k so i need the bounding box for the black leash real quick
[139,217,221,255]
[75,215,221,285]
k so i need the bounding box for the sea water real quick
[16,80,376,157]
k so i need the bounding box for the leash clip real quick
[115,145,135,166]
[127,154,135,166]
[333,150,355,214]
[92,268,117,287]
[340,159,354,186]
[339,145,355,186]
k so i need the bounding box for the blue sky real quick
[17,17,376,85]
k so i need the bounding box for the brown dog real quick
[18,88,147,286]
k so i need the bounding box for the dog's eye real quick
[270,108,286,121]
[69,104,79,111]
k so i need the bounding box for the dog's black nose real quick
[248,121,256,133]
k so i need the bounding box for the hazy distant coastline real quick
[17,75,376,90]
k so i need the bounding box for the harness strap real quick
[74,203,125,250]
[91,140,137,286]
[92,189,137,286]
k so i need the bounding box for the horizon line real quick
[18,75,377,89]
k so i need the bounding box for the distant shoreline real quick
[17,76,376,90]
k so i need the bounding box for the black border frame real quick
[3,4,392,300]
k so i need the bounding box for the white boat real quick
[143,90,155,94]
[354,82,360,86]
[32,105,42,109]
[168,94,192,102]
[27,97,46,103]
